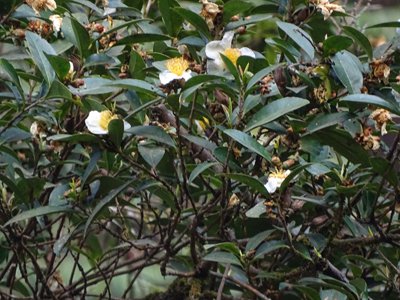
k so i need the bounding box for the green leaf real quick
[82,149,101,186]
[184,74,223,89]
[254,240,289,260]
[188,162,219,184]
[129,50,146,80]
[70,0,103,14]
[45,54,70,79]
[47,133,100,144]
[4,206,73,227]
[246,230,275,252]
[84,53,116,69]
[342,26,372,59]
[341,94,400,115]
[279,163,311,192]
[174,7,211,39]
[277,21,315,60]
[0,127,31,143]
[323,36,353,55]
[25,31,56,85]
[84,180,134,237]
[366,21,400,29]
[245,202,267,218]
[246,63,282,92]
[108,119,124,148]
[0,59,24,101]
[107,79,165,97]
[138,145,165,168]
[62,17,91,58]
[331,51,363,94]
[305,112,352,136]
[69,78,118,96]
[223,0,253,22]
[245,97,309,132]
[183,134,217,151]
[310,128,369,166]
[204,242,242,258]
[117,33,171,45]
[225,14,272,31]
[94,19,150,43]
[126,98,164,119]
[46,80,72,100]
[224,129,271,161]
[126,126,175,147]
[202,251,242,266]
[158,0,182,36]
[222,173,269,196]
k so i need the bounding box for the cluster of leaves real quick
[0,0,400,299]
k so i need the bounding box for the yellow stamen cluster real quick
[166,57,189,76]
[99,110,118,130]
[223,48,241,65]
[269,168,288,179]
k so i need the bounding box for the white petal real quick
[205,40,226,60]
[220,31,235,49]
[159,70,179,85]
[123,120,131,131]
[265,179,278,194]
[182,70,193,82]
[206,60,224,75]
[85,111,108,135]
[240,47,256,58]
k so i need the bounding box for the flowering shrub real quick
[0,0,400,299]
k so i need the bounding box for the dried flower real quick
[228,193,240,207]
[369,108,392,135]
[356,127,380,151]
[310,0,345,20]
[26,0,57,14]
[30,121,46,138]
[85,110,131,135]
[200,0,222,29]
[371,59,390,83]
[313,85,328,103]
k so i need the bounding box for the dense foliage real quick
[0,0,400,299]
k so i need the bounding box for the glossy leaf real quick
[25,31,56,85]
[127,126,175,147]
[4,206,73,227]
[332,51,363,94]
[245,97,309,132]
[224,129,271,161]
[277,21,315,60]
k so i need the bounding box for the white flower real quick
[159,57,192,85]
[205,31,255,74]
[49,14,62,32]
[264,169,291,194]
[26,0,57,14]
[85,110,131,135]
